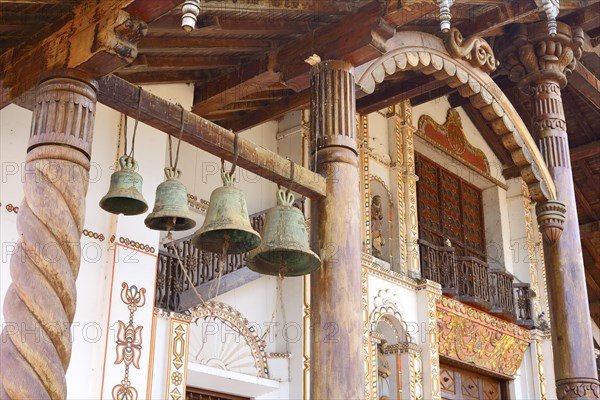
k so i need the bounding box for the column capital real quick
[310,60,357,156]
[497,22,584,89]
[29,69,98,158]
[536,200,566,244]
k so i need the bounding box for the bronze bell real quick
[192,172,261,254]
[144,167,196,231]
[100,155,148,216]
[247,190,320,276]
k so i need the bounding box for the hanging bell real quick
[192,171,261,254]
[247,190,320,276]
[99,155,148,216]
[144,167,196,231]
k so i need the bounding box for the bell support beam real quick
[499,22,600,399]
[0,0,183,110]
[97,74,326,199]
[309,60,365,399]
[0,70,97,399]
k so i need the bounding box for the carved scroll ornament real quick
[437,297,530,377]
[445,28,498,73]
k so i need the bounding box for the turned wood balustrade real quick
[418,239,533,326]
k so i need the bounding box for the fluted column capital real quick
[497,22,584,89]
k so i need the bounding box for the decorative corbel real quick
[536,200,566,244]
[445,27,499,73]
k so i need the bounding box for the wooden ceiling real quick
[0,0,599,323]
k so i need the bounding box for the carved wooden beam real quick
[97,75,326,198]
[0,0,182,110]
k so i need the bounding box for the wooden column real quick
[500,22,600,399]
[0,70,97,399]
[310,60,364,399]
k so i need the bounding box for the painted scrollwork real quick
[445,28,498,73]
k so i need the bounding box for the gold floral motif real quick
[427,291,442,400]
[521,181,542,318]
[535,338,548,400]
[437,297,530,377]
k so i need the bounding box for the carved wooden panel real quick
[462,183,485,256]
[440,364,501,400]
[415,154,442,245]
[416,153,486,258]
[440,171,462,245]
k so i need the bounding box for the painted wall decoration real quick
[165,319,190,400]
[437,297,530,377]
[112,283,146,400]
[188,301,269,379]
[417,108,490,175]
[100,244,158,400]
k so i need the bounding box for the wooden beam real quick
[459,0,539,37]
[221,90,310,132]
[575,184,596,221]
[357,76,447,114]
[570,63,600,113]
[569,140,600,162]
[190,0,362,14]
[137,36,273,53]
[97,75,326,198]
[191,1,390,114]
[0,0,180,109]
[192,55,282,115]
[149,14,313,35]
[581,221,600,238]
[116,69,215,84]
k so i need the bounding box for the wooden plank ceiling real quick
[0,0,599,322]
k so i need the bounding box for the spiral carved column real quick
[310,60,365,399]
[499,22,600,399]
[0,70,97,400]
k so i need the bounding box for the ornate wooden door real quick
[440,364,502,400]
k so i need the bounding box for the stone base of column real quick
[556,378,600,400]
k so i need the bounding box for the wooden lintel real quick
[97,75,326,198]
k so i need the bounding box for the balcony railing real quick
[418,239,535,327]
[156,200,304,312]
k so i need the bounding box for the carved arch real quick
[370,175,394,205]
[354,31,556,203]
[189,301,269,378]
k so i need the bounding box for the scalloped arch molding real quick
[354,31,556,202]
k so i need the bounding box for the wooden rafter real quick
[191,1,389,115]
[97,75,326,198]
[571,141,600,162]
